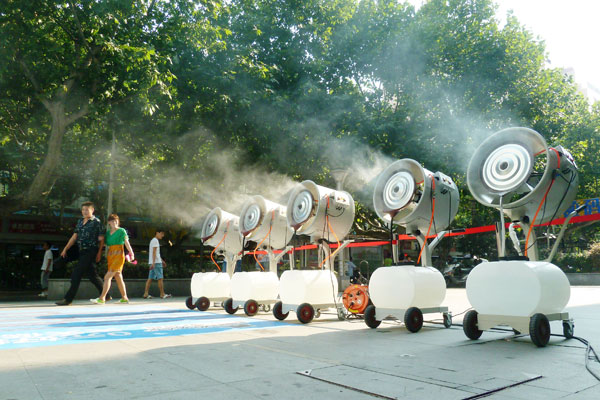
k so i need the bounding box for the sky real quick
[410,0,600,98]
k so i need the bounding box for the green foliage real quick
[1,0,599,259]
[587,241,600,272]
[554,252,594,273]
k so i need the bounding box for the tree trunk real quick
[22,101,66,207]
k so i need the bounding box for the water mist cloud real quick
[111,129,298,232]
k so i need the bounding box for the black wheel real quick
[244,299,259,316]
[443,313,452,329]
[185,296,195,310]
[563,321,574,339]
[223,298,238,315]
[263,304,271,313]
[296,303,315,324]
[463,310,483,340]
[273,301,289,321]
[404,307,423,333]
[195,296,210,311]
[364,305,381,329]
[530,313,550,347]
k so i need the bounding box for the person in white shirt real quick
[39,242,53,297]
[143,228,171,299]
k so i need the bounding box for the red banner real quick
[247,212,600,254]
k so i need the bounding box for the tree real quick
[1,0,598,255]
[0,0,176,213]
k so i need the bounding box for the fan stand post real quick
[520,222,540,261]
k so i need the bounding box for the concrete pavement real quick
[0,287,599,399]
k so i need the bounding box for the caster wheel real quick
[244,299,259,317]
[262,304,271,313]
[315,309,321,319]
[404,307,423,333]
[530,313,550,347]
[185,296,195,310]
[443,313,452,328]
[463,310,483,340]
[364,305,381,329]
[195,296,210,311]
[563,321,574,339]
[337,307,346,321]
[273,301,289,321]
[223,298,238,315]
[297,303,315,324]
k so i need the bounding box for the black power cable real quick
[521,168,575,255]
[426,308,600,383]
[551,334,600,382]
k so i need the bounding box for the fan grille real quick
[481,143,532,193]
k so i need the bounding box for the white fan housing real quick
[286,180,355,241]
[239,195,294,250]
[373,159,459,234]
[467,127,578,223]
[200,207,243,255]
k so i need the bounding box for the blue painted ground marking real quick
[0,304,290,350]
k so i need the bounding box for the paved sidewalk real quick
[0,288,599,399]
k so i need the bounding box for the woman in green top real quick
[91,214,135,304]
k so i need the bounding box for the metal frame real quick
[232,299,277,310]
[477,312,572,334]
[281,302,341,320]
[376,306,451,324]
[190,296,229,308]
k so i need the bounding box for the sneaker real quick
[143,294,152,299]
[119,298,129,304]
[161,294,172,299]
[106,295,113,301]
[38,292,47,297]
[55,299,71,306]
[90,298,105,304]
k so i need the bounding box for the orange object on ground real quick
[342,284,370,314]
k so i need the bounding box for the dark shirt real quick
[74,216,104,250]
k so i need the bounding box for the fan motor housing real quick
[286,180,355,241]
[467,127,578,223]
[201,207,243,254]
[239,195,294,250]
[373,159,459,234]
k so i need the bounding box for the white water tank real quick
[230,271,279,302]
[190,272,231,299]
[369,266,446,309]
[279,270,338,305]
[466,260,570,316]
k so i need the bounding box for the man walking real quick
[38,241,53,297]
[143,228,171,299]
[55,201,106,306]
